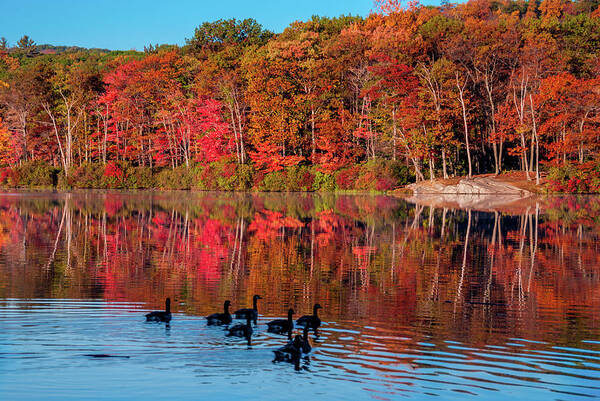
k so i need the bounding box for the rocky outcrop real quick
[404,177,535,212]
[408,176,531,196]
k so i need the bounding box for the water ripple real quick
[1,299,596,400]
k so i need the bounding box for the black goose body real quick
[207,300,232,325]
[145,298,172,323]
[273,335,303,363]
[226,315,253,339]
[234,295,261,321]
[296,303,322,329]
[267,308,294,335]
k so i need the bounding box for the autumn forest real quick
[1,0,599,192]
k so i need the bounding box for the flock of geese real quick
[145,295,323,370]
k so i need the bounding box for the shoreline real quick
[0,170,584,204]
[1,186,596,216]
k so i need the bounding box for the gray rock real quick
[408,177,530,196]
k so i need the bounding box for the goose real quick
[145,298,172,323]
[206,300,232,325]
[234,294,262,324]
[266,308,294,336]
[273,335,303,363]
[226,315,253,345]
[296,303,321,330]
[300,325,312,354]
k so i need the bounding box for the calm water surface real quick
[0,191,598,400]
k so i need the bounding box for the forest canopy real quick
[1,0,599,192]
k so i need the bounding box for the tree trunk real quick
[442,148,448,179]
[311,104,316,162]
[392,107,397,161]
[456,72,472,178]
[43,103,68,175]
[529,94,539,185]
[429,157,435,182]
[484,74,499,175]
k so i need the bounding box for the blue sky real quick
[0,0,391,51]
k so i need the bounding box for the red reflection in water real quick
[0,192,598,351]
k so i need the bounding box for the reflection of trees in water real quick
[0,193,598,345]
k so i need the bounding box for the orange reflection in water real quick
[0,192,598,352]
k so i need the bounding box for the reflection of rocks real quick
[405,193,539,213]
[406,177,539,213]
[408,177,530,196]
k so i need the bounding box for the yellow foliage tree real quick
[539,0,566,20]
[0,118,14,166]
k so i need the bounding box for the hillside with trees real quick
[0,0,599,192]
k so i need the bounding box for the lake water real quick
[0,191,598,400]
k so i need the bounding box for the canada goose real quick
[226,315,253,346]
[273,335,303,363]
[267,308,294,335]
[296,303,321,330]
[145,298,172,323]
[300,325,312,354]
[206,300,232,325]
[234,295,262,324]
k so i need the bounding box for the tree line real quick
[1,0,599,190]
